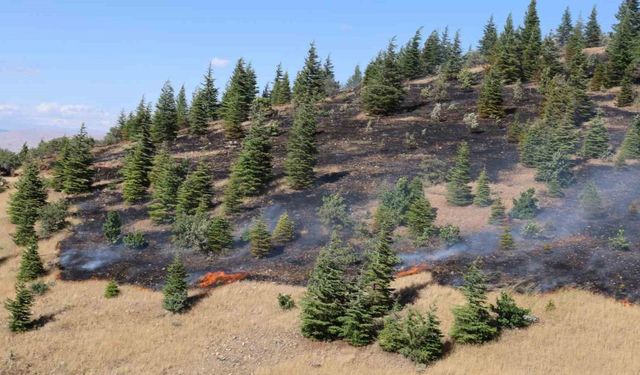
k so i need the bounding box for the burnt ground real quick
[57,75,640,301]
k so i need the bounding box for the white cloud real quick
[35,102,92,115]
[210,57,230,68]
[0,104,19,114]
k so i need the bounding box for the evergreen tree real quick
[492,291,532,329]
[62,124,94,194]
[499,226,515,250]
[446,142,473,206]
[17,241,45,282]
[202,63,219,121]
[293,42,325,103]
[473,168,492,207]
[8,162,47,246]
[401,307,445,365]
[104,280,120,298]
[399,28,424,80]
[271,63,292,105]
[582,114,610,159]
[590,62,605,91]
[422,30,441,75]
[556,7,573,46]
[162,254,188,313]
[585,6,602,47]
[228,120,273,196]
[406,193,437,240]
[580,181,603,219]
[148,149,185,223]
[536,150,573,188]
[551,114,579,155]
[489,197,506,225]
[344,65,363,90]
[443,31,463,79]
[620,115,640,159]
[222,176,243,215]
[221,59,252,139]
[521,0,542,81]
[103,211,121,244]
[339,285,375,346]
[566,26,594,121]
[4,281,33,333]
[478,67,504,119]
[362,39,405,115]
[176,84,190,130]
[322,55,340,96]
[122,119,154,203]
[189,88,208,136]
[272,212,295,243]
[606,4,637,86]
[207,216,233,254]
[360,228,400,317]
[176,163,213,216]
[300,236,351,340]
[151,81,178,143]
[510,188,539,220]
[479,16,498,57]
[450,263,498,344]
[617,70,635,107]
[285,101,317,189]
[51,137,70,191]
[538,34,564,93]
[249,216,272,258]
[495,14,522,84]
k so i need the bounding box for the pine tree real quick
[61,124,94,194]
[360,228,399,317]
[51,137,70,191]
[249,216,272,258]
[489,197,506,225]
[285,101,317,189]
[189,88,208,136]
[590,62,605,91]
[201,63,220,121]
[422,30,441,75]
[585,6,602,47]
[443,31,463,80]
[620,115,640,159]
[176,85,190,130]
[446,142,473,206]
[479,16,498,57]
[406,193,437,239]
[122,116,154,203]
[104,280,120,298]
[399,28,424,80]
[151,81,178,143]
[536,151,573,188]
[510,188,539,220]
[322,55,340,96]
[606,3,637,86]
[103,211,122,244]
[8,161,47,246]
[344,65,363,90]
[4,281,33,333]
[222,176,243,215]
[176,163,213,216]
[521,0,542,81]
[293,42,325,103]
[566,27,593,121]
[271,63,292,105]
[500,226,515,250]
[228,120,273,196]
[473,168,492,207]
[207,216,233,254]
[551,114,578,155]
[399,308,445,364]
[162,254,188,313]
[617,70,635,107]
[582,114,610,159]
[339,285,375,346]
[362,39,405,115]
[580,181,603,219]
[17,241,45,282]
[148,149,185,223]
[300,236,351,340]
[477,68,504,118]
[495,14,522,84]
[556,7,573,46]
[221,58,256,139]
[272,212,295,243]
[450,263,498,344]
[492,291,532,329]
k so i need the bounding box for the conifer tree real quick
[17,240,45,282]
[479,16,498,57]
[207,216,233,254]
[422,30,441,75]
[272,212,295,243]
[403,307,445,364]
[189,88,208,136]
[51,137,70,191]
[4,281,33,333]
[406,193,437,239]
[249,216,272,258]
[450,263,498,344]
[221,59,252,139]
[489,197,506,225]
[300,236,351,340]
[399,28,424,80]
[151,81,178,143]
[492,291,532,329]
[322,55,340,96]
[446,142,473,206]
[551,114,579,155]
[201,63,220,121]
[361,228,399,317]
[339,284,375,346]
[580,181,603,219]
[606,3,637,86]
[362,39,405,115]
[175,163,213,216]
[495,14,522,84]
[510,188,539,220]
[500,226,515,250]
[293,42,325,103]
[176,84,190,130]
[521,0,542,81]
[538,35,564,93]
[585,6,602,47]
[443,31,463,80]
[222,177,243,215]
[122,120,154,203]
[582,114,610,159]
[103,211,122,244]
[344,65,363,90]
[620,115,640,159]
[285,101,317,189]
[536,150,573,189]
[104,280,120,298]
[473,169,492,207]
[566,28,593,121]
[477,68,504,119]
[228,120,273,196]
[556,7,573,46]
[162,254,188,313]
[61,124,94,194]
[617,70,635,107]
[590,62,605,91]
[271,63,292,105]
[148,149,185,223]
[8,162,47,246]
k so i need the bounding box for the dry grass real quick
[2,182,640,374]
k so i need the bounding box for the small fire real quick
[620,298,633,307]
[395,263,429,278]
[198,271,249,288]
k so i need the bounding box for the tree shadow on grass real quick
[394,281,431,308]
[185,289,210,312]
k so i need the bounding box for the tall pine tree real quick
[8,161,47,246]
[151,81,178,143]
[285,101,317,189]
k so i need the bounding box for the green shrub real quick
[510,188,539,220]
[439,224,461,245]
[521,221,542,239]
[317,193,352,230]
[30,281,50,295]
[103,211,122,244]
[104,280,120,298]
[609,229,630,251]
[38,200,69,238]
[277,293,295,310]
[123,231,148,249]
[378,308,444,365]
[491,291,532,329]
[172,213,210,252]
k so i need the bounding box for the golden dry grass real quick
[2,180,640,374]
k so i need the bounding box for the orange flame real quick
[395,263,429,278]
[198,271,249,288]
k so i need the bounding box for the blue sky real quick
[0,1,619,147]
